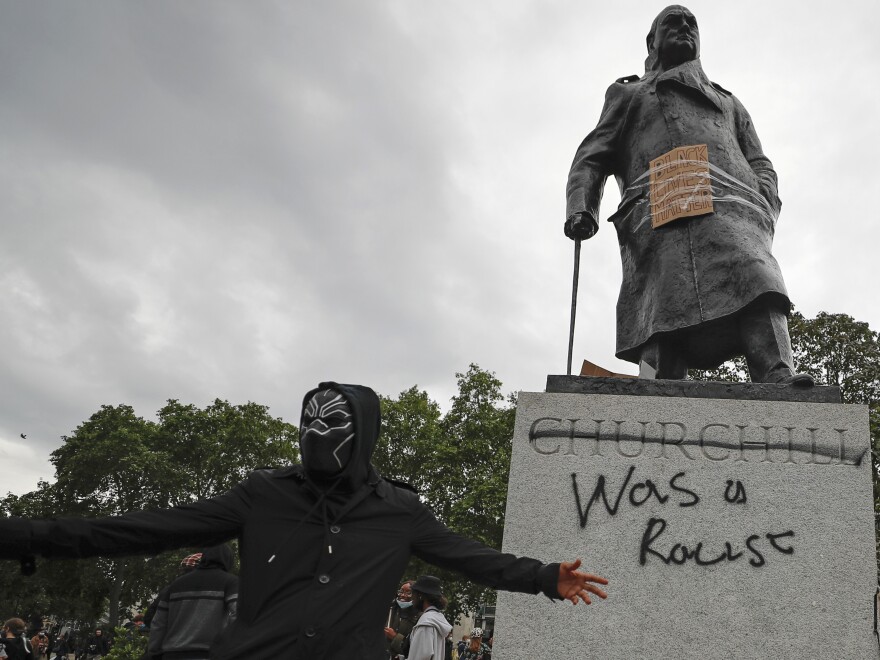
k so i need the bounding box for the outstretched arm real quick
[410,498,609,603]
[0,479,251,564]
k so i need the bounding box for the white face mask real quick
[396,599,413,609]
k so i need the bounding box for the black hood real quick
[198,543,234,571]
[262,382,383,568]
[300,381,381,492]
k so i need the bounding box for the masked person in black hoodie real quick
[0,382,609,660]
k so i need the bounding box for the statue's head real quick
[645,5,700,72]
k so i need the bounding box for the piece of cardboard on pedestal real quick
[579,359,636,379]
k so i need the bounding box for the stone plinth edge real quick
[546,375,841,403]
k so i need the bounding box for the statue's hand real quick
[564,212,598,240]
[758,182,781,216]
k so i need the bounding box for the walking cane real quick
[567,238,582,376]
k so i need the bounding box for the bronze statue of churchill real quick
[565,5,812,385]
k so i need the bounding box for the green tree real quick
[373,365,516,623]
[156,399,299,502]
[48,405,175,628]
[689,355,749,382]
[373,385,444,491]
[1,400,298,628]
[104,625,148,660]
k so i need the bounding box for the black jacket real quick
[0,635,32,660]
[1,383,560,660]
[85,634,109,656]
[148,545,238,660]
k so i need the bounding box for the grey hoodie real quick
[407,607,452,660]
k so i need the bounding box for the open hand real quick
[557,558,608,605]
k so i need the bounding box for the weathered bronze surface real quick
[564,6,811,385]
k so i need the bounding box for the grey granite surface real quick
[493,391,876,660]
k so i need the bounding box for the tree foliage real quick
[156,399,299,503]
[1,400,297,628]
[372,364,515,622]
[104,626,148,660]
[50,405,168,515]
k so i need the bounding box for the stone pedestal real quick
[494,377,877,659]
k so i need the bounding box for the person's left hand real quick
[557,558,608,605]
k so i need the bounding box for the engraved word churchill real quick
[528,417,867,466]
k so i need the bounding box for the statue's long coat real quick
[566,60,790,367]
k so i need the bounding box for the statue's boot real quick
[776,373,815,387]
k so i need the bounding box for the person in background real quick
[49,632,68,660]
[122,614,145,633]
[458,628,490,660]
[147,544,238,660]
[84,629,108,660]
[27,633,47,660]
[384,580,418,659]
[406,576,452,660]
[142,552,203,630]
[1,619,33,660]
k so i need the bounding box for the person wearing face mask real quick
[0,382,609,659]
[384,581,418,660]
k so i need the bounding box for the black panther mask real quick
[300,388,355,478]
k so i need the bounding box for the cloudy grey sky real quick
[2,0,878,496]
